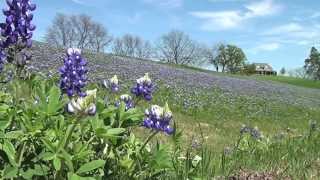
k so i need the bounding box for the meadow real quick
[254,75,320,89]
[0,1,320,179]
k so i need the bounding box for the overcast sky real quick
[1,0,319,70]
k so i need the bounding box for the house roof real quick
[252,63,274,72]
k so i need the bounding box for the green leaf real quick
[47,86,63,115]
[76,160,105,174]
[150,145,172,170]
[2,165,18,178]
[0,118,10,130]
[106,128,126,136]
[21,164,50,178]
[1,140,17,166]
[41,138,56,152]
[59,149,74,172]
[5,130,24,139]
[0,104,9,113]
[33,164,50,176]
[53,156,61,171]
[39,152,55,161]
[68,173,96,180]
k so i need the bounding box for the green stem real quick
[55,116,81,179]
[17,142,26,167]
[63,116,82,149]
[139,130,159,152]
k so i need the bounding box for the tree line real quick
[45,13,254,74]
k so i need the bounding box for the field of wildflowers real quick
[0,0,320,179]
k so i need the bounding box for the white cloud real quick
[190,11,243,30]
[262,23,303,35]
[208,0,246,2]
[143,0,182,8]
[248,42,280,54]
[311,12,320,19]
[261,22,320,46]
[190,0,282,31]
[256,43,280,51]
[71,0,85,4]
[244,0,282,17]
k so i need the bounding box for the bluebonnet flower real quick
[115,94,134,111]
[240,125,262,139]
[0,49,5,71]
[103,75,119,92]
[0,0,36,48]
[131,73,154,101]
[143,103,174,135]
[310,120,317,131]
[59,48,88,97]
[67,89,97,116]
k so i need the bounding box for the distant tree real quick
[136,40,153,59]
[215,44,246,73]
[214,44,227,72]
[157,30,200,65]
[45,13,74,47]
[225,45,246,73]
[242,63,256,75]
[112,34,153,59]
[288,67,310,79]
[88,22,113,53]
[304,47,320,80]
[45,13,112,52]
[203,44,220,71]
[280,67,286,75]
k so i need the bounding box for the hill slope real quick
[30,42,320,107]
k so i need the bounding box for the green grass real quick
[147,83,320,178]
[145,83,320,151]
[254,75,320,89]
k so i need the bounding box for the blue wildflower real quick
[59,48,88,97]
[131,73,154,101]
[103,75,119,93]
[0,49,5,71]
[240,125,262,139]
[143,103,174,135]
[67,89,97,116]
[0,0,36,48]
[115,94,134,111]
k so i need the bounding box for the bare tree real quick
[45,13,74,47]
[112,34,153,59]
[157,30,199,65]
[45,13,112,52]
[112,38,126,56]
[70,14,93,49]
[202,44,220,71]
[89,23,112,53]
[288,67,310,79]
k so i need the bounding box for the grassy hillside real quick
[26,42,320,178]
[254,75,320,89]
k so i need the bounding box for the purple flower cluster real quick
[115,94,134,111]
[103,75,119,93]
[131,73,154,101]
[143,104,174,135]
[0,50,5,71]
[0,0,36,48]
[59,48,88,97]
[240,125,262,139]
[0,0,36,72]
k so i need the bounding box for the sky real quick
[1,0,320,71]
